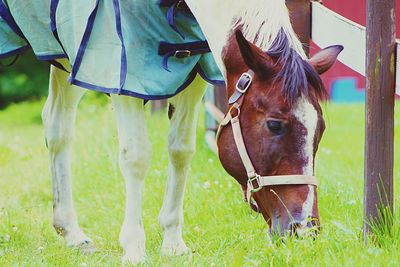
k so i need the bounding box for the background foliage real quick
[0,51,49,108]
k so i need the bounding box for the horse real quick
[0,0,342,264]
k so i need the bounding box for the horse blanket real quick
[0,0,224,99]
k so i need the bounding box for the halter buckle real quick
[236,72,253,93]
[248,175,263,193]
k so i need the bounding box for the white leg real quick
[159,76,208,256]
[42,65,92,249]
[111,94,152,265]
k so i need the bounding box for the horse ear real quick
[235,30,257,69]
[308,45,344,74]
[235,30,274,74]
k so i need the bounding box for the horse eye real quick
[267,120,283,135]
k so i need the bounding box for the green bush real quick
[0,50,49,108]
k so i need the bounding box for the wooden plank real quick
[364,0,395,236]
[205,131,218,154]
[204,85,227,131]
[204,85,225,154]
[311,2,366,76]
[204,101,225,123]
[214,85,228,114]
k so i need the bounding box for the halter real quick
[216,70,318,210]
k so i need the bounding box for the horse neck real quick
[184,0,240,73]
[185,0,307,74]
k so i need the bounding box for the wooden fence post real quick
[364,0,396,235]
[204,85,227,153]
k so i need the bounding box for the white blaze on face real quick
[293,97,318,223]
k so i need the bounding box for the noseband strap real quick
[217,70,318,208]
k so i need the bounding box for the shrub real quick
[0,50,49,108]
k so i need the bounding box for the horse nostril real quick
[288,220,320,238]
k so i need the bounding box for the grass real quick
[0,93,399,266]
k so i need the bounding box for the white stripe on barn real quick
[311,2,400,96]
[311,2,365,76]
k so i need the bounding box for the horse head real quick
[218,29,343,236]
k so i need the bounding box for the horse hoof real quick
[161,239,191,256]
[122,252,146,266]
[63,229,95,253]
[77,240,97,254]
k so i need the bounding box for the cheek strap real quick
[229,110,318,202]
[217,70,318,213]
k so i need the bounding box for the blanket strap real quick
[158,41,211,71]
[159,0,190,11]
[159,0,192,39]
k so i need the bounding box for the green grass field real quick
[0,94,399,266]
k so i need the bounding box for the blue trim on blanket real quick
[37,54,69,72]
[112,0,127,92]
[69,0,100,83]
[0,45,30,59]
[49,0,68,57]
[0,0,25,39]
[50,0,59,33]
[48,60,69,72]
[195,65,225,86]
[71,67,198,100]
[33,54,69,72]
[36,54,67,61]
[159,0,192,38]
[166,2,185,39]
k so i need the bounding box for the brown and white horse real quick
[39,0,343,265]
[218,29,342,235]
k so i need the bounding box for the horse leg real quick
[111,94,152,265]
[159,77,208,255]
[42,65,91,248]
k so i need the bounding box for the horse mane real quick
[267,30,327,103]
[233,0,326,103]
[232,0,305,56]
